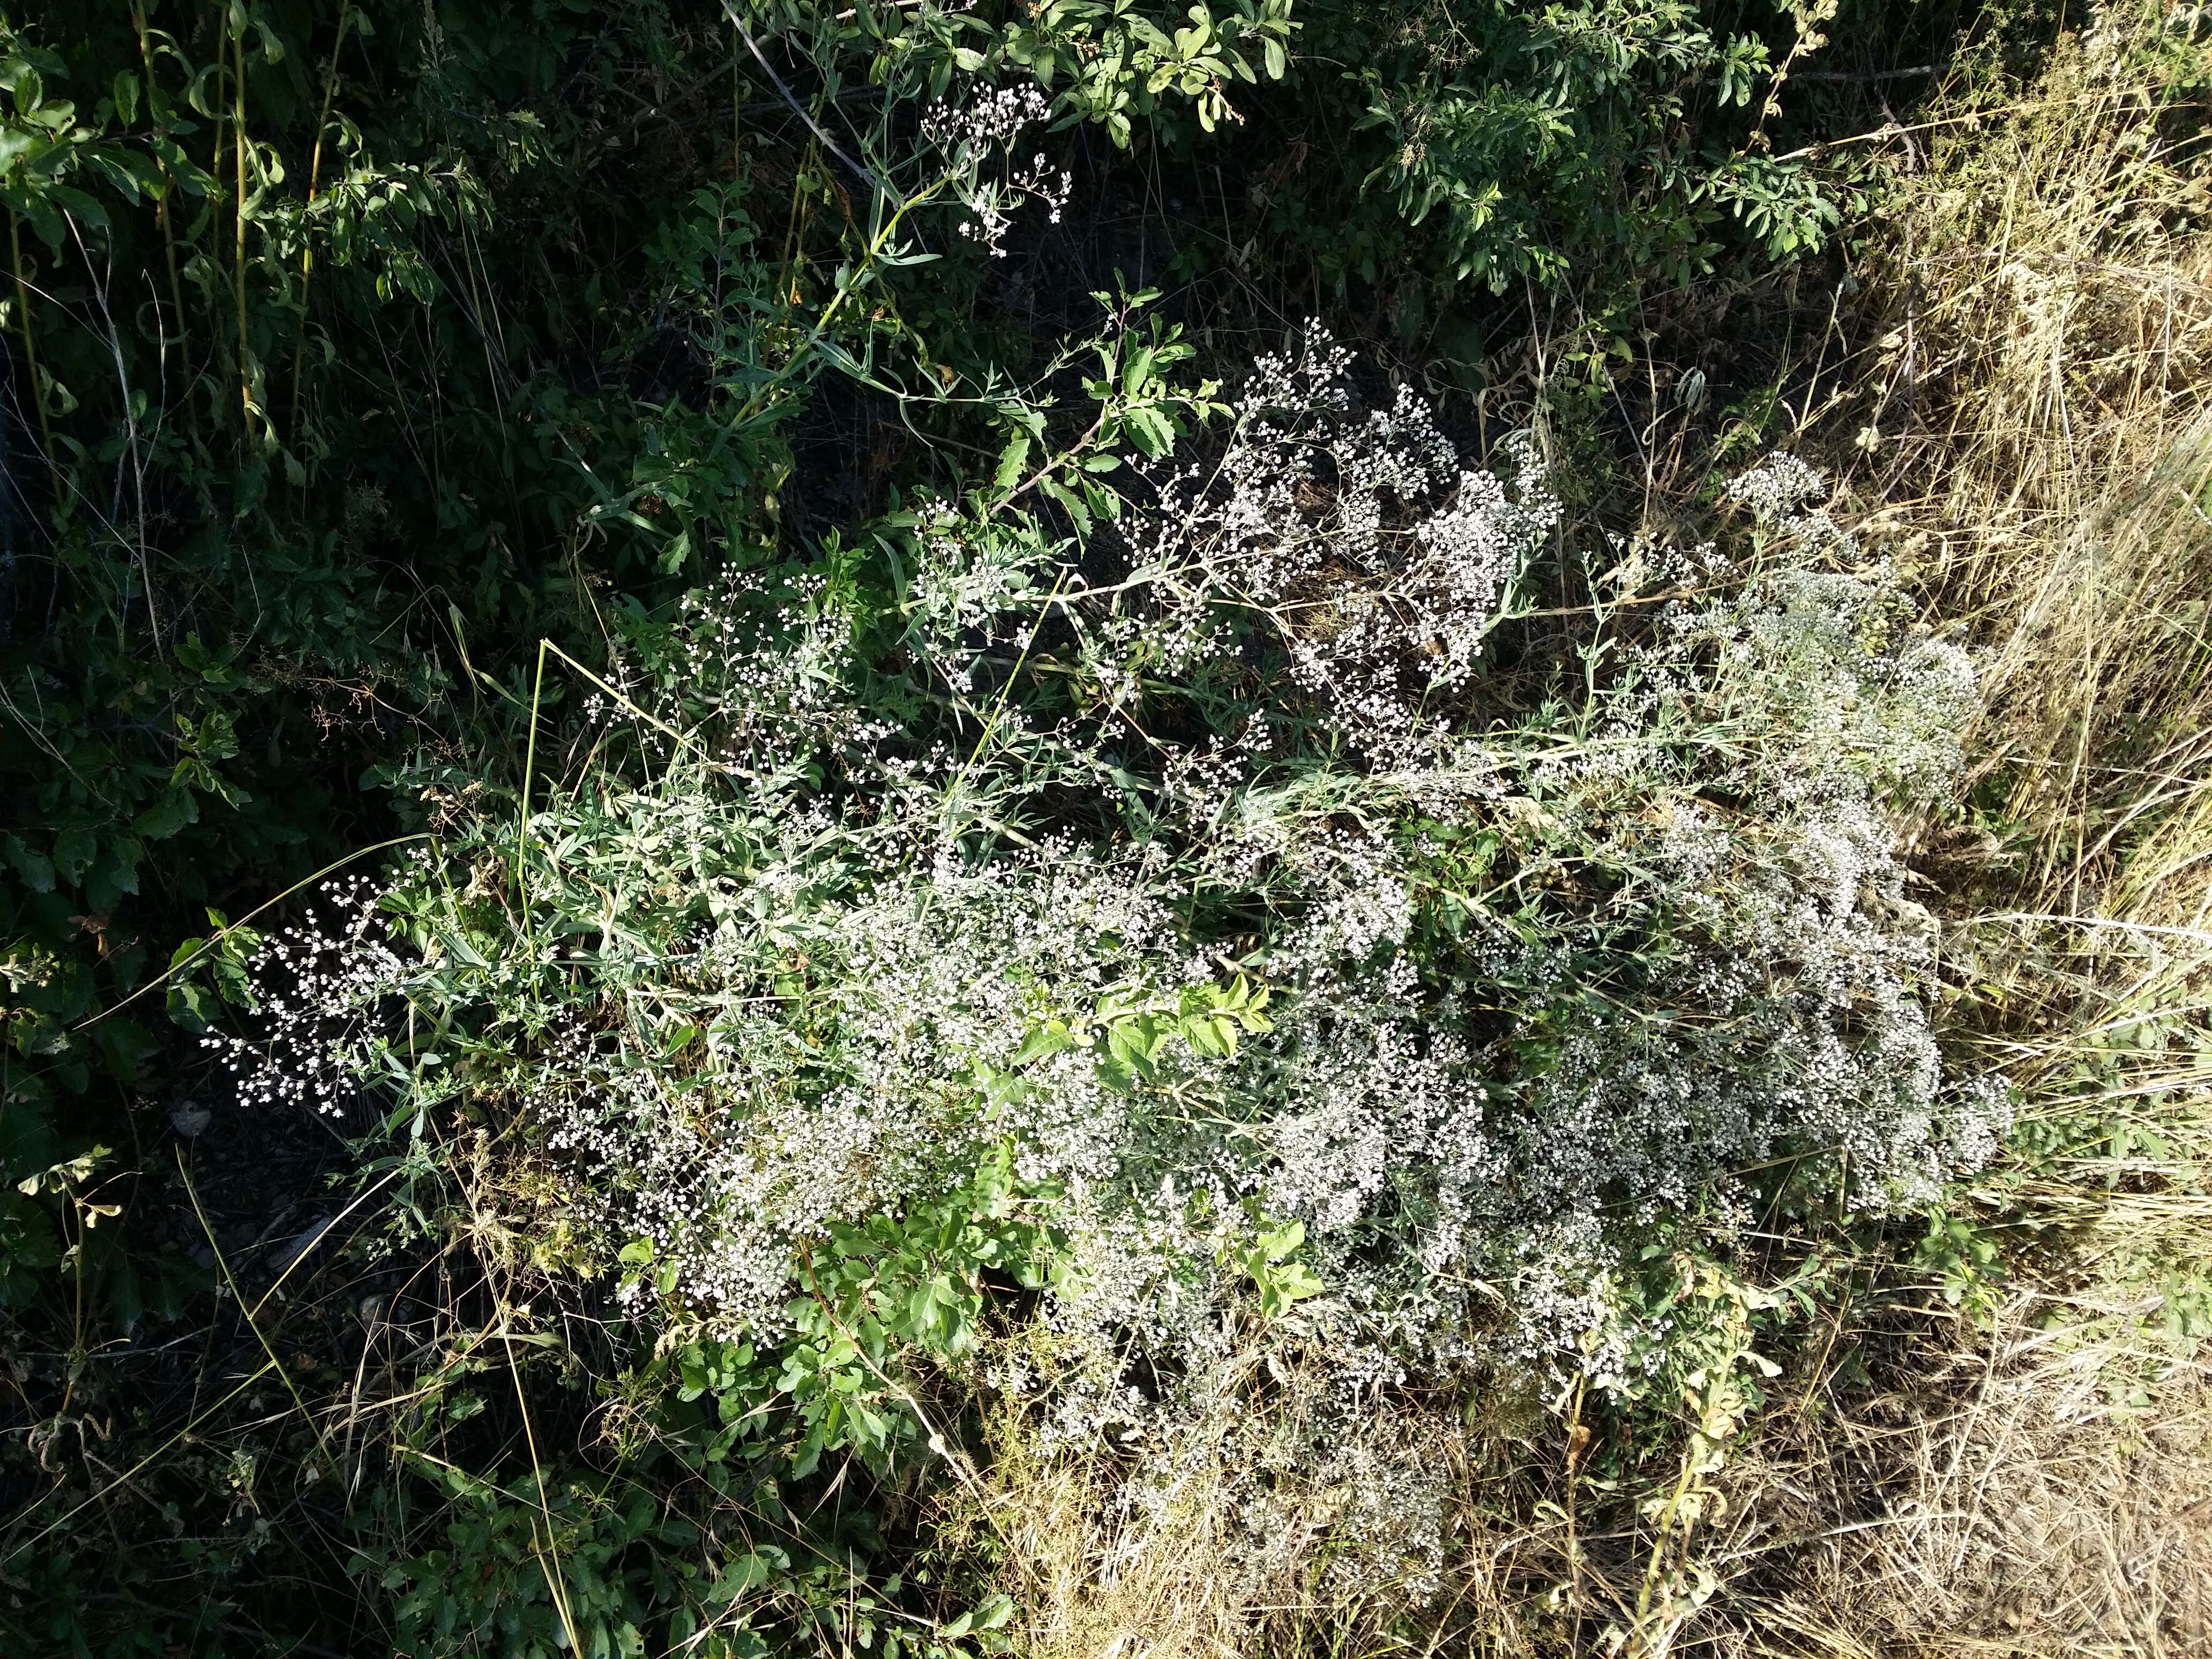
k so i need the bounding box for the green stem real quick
[132,5,188,358]
[513,638,550,935]
[178,1150,336,1473]
[736,175,947,430]
[290,3,352,452]
[234,17,252,447]
[9,217,62,515]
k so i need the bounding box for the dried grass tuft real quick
[1724,1299,2212,1658]
[1827,9,2212,928]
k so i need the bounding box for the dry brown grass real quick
[941,1318,2211,1659]
[1705,1295,2211,1658]
[929,1343,1571,1659]
[1823,13,2212,928]
[1717,17,2212,1648]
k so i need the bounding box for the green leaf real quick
[132,790,197,841]
[0,1190,60,1306]
[1012,1021,1076,1066]
[46,183,108,231]
[3,834,54,893]
[710,1552,772,1602]
[84,149,144,204]
[51,826,97,886]
[166,980,213,1032]
[1038,473,1091,535]
[1125,405,1176,456]
[994,430,1032,491]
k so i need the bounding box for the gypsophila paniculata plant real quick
[215,346,2009,1484]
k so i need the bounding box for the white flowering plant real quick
[205,304,2013,1558]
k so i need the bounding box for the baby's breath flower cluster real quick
[202,873,415,1120]
[1048,329,1561,767]
[214,348,2008,1488]
[920,83,1071,255]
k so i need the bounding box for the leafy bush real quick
[1310,0,1836,297]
